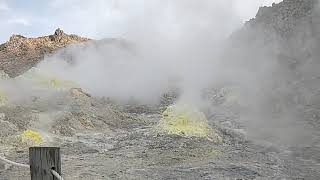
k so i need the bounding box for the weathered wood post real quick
[29,147,61,180]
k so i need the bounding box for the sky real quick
[0,0,282,43]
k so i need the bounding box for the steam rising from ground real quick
[33,0,283,106]
[4,0,319,147]
[37,0,244,105]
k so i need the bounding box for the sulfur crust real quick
[21,130,43,146]
[158,104,218,139]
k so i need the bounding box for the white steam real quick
[36,0,248,105]
[7,0,314,147]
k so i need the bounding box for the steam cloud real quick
[36,0,277,104]
[6,0,318,147]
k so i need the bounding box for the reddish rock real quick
[0,28,90,77]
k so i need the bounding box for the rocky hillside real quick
[250,0,318,35]
[0,29,90,77]
[227,0,320,93]
[227,0,320,153]
[231,0,320,59]
[223,1,320,178]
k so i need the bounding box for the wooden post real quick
[29,147,61,180]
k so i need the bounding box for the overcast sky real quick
[0,0,282,43]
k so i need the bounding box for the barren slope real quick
[0,29,90,77]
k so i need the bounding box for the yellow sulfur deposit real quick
[21,130,43,146]
[158,104,210,138]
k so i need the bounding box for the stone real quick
[0,119,18,137]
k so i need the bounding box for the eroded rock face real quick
[0,29,90,77]
[232,0,320,55]
[251,0,318,34]
[227,0,320,109]
[223,2,320,178]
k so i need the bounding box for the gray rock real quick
[0,115,18,137]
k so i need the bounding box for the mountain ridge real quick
[0,28,90,77]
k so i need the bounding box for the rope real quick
[0,155,29,168]
[0,154,64,180]
[51,169,64,180]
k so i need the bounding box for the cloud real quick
[46,0,283,39]
[0,0,283,44]
[7,18,31,26]
[0,0,9,11]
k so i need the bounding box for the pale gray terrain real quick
[0,88,318,180]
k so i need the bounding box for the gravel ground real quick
[0,90,319,180]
